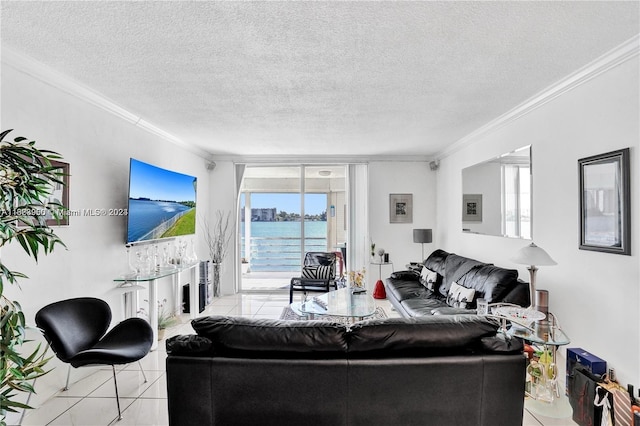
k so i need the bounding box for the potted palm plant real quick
[0,129,66,425]
[156,299,178,341]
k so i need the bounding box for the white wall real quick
[368,161,437,285]
[436,55,639,386]
[206,160,238,295]
[1,64,212,408]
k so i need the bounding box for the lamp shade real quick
[413,229,432,244]
[511,242,557,266]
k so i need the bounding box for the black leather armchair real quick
[289,252,337,303]
[35,297,154,420]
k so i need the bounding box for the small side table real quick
[502,312,572,419]
[370,261,394,299]
[371,261,395,277]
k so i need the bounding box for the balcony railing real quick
[242,237,327,272]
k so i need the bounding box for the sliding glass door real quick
[238,165,347,291]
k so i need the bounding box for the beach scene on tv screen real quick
[127,159,197,243]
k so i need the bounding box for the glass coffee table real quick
[296,287,377,322]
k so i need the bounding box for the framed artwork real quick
[579,148,630,255]
[44,160,70,226]
[389,193,413,223]
[462,194,482,222]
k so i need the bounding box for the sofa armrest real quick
[389,270,420,281]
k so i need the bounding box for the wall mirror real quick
[462,145,531,239]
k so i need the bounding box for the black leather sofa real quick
[166,314,526,426]
[385,249,530,318]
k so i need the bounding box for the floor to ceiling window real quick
[238,165,347,291]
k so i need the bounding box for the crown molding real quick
[1,46,212,159]
[213,154,433,164]
[436,34,640,160]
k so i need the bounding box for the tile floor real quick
[17,291,576,425]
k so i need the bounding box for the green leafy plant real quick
[0,129,67,425]
[157,299,178,330]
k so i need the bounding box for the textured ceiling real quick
[1,1,638,159]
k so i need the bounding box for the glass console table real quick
[114,263,198,350]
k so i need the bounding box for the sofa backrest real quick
[346,315,520,355]
[191,316,348,358]
[425,249,523,304]
[182,315,522,358]
[456,264,520,304]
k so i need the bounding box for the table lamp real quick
[511,242,557,309]
[413,229,432,261]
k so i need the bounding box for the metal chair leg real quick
[138,361,148,383]
[112,365,122,420]
[64,365,71,391]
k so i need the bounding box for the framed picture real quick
[389,193,413,223]
[43,160,70,226]
[462,194,483,222]
[579,148,630,255]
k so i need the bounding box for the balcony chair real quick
[35,297,154,420]
[289,252,338,303]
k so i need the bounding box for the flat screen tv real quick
[126,158,197,244]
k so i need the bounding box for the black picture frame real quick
[578,148,630,255]
[389,193,413,223]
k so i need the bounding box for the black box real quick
[566,347,607,394]
[182,283,205,314]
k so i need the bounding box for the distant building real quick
[241,207,277,221]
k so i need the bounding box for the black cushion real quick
[480,334,524,354]
[424,249,449,276]
[400,298,448,317]
[389,270,419,281]
[192,316,348,355]
[347,315,500,353]
[384,278,430,302]
[456,264,519,304]
[166,335,214,356]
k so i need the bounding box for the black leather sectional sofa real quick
[384,249,530,317]
[166,314,526,426]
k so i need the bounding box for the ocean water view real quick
[127,199,194,242]
[242,221,327,272]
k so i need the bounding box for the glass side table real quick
[503,313,573,419]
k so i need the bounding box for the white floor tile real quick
[111,398,169,425]
[62,369,114,397]
[20,396,83,425]
[47,397,135,425]
[139,374,167,399]
[90,370,162,399]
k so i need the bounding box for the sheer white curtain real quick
[347,164,369,287]
[233,164,246,293]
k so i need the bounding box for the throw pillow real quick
[420,267,439,291]
[446,281,476,309]
[302,264,334,280]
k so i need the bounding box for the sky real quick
[129,158,197,202]
[245,193,327,215]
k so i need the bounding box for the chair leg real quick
[112,365,122,420]
[64,365,71,391]
[138,361,148,383]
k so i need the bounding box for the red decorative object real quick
[373,279,386,299]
